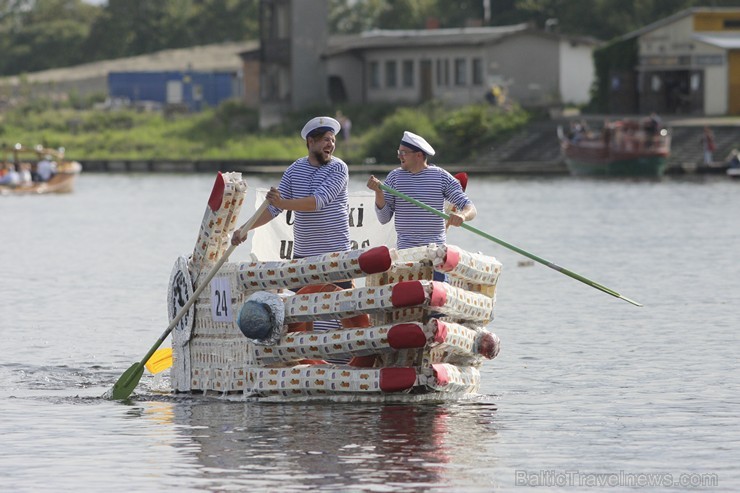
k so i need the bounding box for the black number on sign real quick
[215,289,229,317]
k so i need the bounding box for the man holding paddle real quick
[232,116,350,261]
[366,130,476,251]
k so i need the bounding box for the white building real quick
[325,25,597,109]
[250,0,599,121]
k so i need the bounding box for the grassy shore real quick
[0,100,531,164]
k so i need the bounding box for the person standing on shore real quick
[701,126,716,165]
[366,131,476,251]
[232,116,350,261]
[335,110,352,145]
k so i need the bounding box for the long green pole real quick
[379,183,642,307]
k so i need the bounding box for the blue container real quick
[108,71,236,111]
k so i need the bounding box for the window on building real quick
[402,60,414,87]
[385,60,397,88]
[436,59,450,86]
[691,72,701,92]
[724,19,740,28]
[472,58,484,86]
[454,58,467,86]
[369,61,380,89]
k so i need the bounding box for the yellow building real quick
[622,7,740,115]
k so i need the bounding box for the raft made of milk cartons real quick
[167,172,502,402]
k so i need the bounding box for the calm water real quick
[1,172,738,492]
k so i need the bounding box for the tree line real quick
[1,0,737,77]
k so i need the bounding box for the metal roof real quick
[693,33,740,49]
[325,24,533,55]
[1,41,257,85]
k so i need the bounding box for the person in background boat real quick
[17,163,33,186]
[0,163,20,186]
[231,115,350,262]
[725,148,740,169]
[601,119,612,150]
[643,112,662,148]
[366,130,476,256]
[569,119,590,143]
[35,154,57,182]
[701,126,716,165]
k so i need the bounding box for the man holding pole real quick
[232,116,350,260]
[366,130,476,250]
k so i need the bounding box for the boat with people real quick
[0,144,82,195]
[110,170,643,401]
[558,117,671,177]
[160,172,502,402]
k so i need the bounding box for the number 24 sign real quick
[210,276,232,322]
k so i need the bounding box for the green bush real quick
[80,110,138,131]
[355,103,529,164]
[435,104,492,158]
[438,103,530,160]
[0,97,530,160]
[212,100,259,133]
[362,108,437,164]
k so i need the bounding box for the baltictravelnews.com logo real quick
[514,470,719,489]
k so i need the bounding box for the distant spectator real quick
[701,126,716,165]
[726,149,740,169]
[643,112,662,147]
[335,111,352,145]
[36,154,57,182]
[602,119,612,149]
[0,163,20,186]
[648,112,662,130]
[18,163,33,186]
[570,120,589,143]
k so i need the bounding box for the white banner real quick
[249,189,396,261]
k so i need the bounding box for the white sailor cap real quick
[400,131,435,156]
[300,116,341,139]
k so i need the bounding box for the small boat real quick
[167,172,502,402]
[728,167,740,179]
[0,144,82,195]
[558,119,671,177]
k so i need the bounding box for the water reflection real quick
[140,398,499,491]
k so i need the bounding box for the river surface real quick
[1,172,738,492]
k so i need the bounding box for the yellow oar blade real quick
[145,347,173,374]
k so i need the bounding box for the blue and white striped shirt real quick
[376,166,472,249]
[268,156,350,257]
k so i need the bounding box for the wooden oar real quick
[110,199,270,400]
[378,182,642,307]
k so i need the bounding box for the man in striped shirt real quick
[366,131,476,250]
[232,116,350,259]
